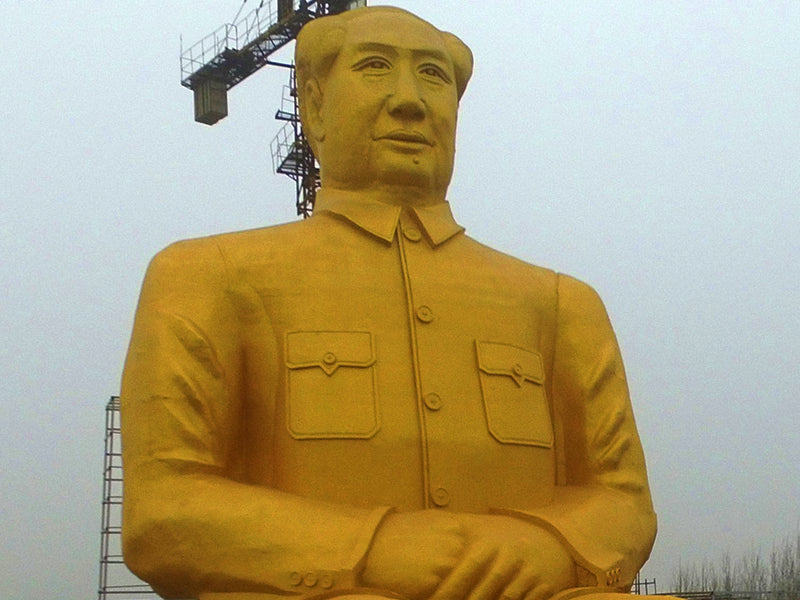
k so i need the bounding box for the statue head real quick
[295,7,473,204]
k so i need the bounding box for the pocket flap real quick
[286,331,375,375]
[476,341,544,387]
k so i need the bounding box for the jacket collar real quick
[313,188,465,247]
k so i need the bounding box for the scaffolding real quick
[97,397,157,599]
[632,573,658,595]
[270,70,319,216]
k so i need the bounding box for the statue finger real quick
[465,549,523,600]
[499,568,540,600]
[430,541,498,600]
[521,581,554,600]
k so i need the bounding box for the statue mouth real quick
[376,130,433,146]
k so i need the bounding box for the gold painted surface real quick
[121,7,658,600]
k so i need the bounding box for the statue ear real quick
[302,78,325,144]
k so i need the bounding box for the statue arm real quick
[120,239,391,599]
[492,273,657,591]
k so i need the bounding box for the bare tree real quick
[670,529,800,598]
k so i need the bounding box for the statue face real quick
[311,11,460,201]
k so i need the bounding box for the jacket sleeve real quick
[120,239,391,599]
[494,273,656,591]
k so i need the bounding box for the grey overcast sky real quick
[1,1,798,598]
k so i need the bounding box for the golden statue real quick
[121,7,660,600]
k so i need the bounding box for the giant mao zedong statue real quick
[121,7,660,600]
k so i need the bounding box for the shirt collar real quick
[313,188,465,246]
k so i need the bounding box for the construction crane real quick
[180,0,367,216]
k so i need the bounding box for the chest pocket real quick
[285,331,379,439]
[476,341,553,448]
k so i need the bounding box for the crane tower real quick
[180,0,366,216]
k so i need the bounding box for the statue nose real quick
[387,71,426,120]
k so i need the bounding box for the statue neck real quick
[321,183,447,208]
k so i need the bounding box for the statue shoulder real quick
[461,234,560,285]
[458,236,613,318]
[147,220,309,273]
[554,272,607,310]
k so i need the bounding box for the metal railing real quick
[180,1,284,84]
[271,121,297,174]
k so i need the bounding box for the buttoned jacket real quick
[121,189,656,599]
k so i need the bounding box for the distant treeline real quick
[671,529,799,598]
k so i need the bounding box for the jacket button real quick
[512,363,524,376]
[303,571,318,587]
[403,227,422,242]
[416,305,434,323]
[323,352,337,365]
[432,487,450,507]
[424,393,442,411]
[289,572,302,586]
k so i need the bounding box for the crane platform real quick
[181,0,364,125]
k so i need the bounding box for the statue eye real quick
[356,57,391,72]
[419,64,449,83]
